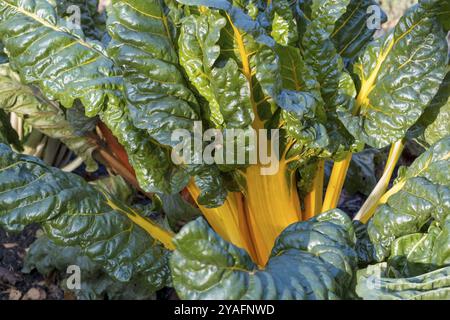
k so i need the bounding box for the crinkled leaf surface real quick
[91,174,134,204]
[353,221,377,267]
[0,0,122,117]
[99,97,191,195]
[368,137,450,261]
[301,0,359,159]
[356,263,450,300]
[24,236,157,300]
[339,4,448,148]
[0,63,98,171]
[178,10,228,127]
[269,0,298,47]
[275,44,329,163]
[65,103,98,137]
[0,0,189,194]
[387,219,449,277]
[0,144,170,290]
[171,209,358,300]
[106,0,227,206]
[106,0,200,147]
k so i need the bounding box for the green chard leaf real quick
[301,0,360,160]
[353,221,377,267]
[344,148,378,196]
[275,44,329,163]
[0,63,98,171]
[311,0,352,35]
[65,103,98,137]
[356,263,450,300]
[419,0,450,31]
[332,0,387,62]
[268,0,298,47]
[0,144,170,290]
[178,7,270,192]
[24,236,157,300]
[0,0,122,117]
[422,79,450,146]
[339,4,448,148]
[386,222,445,277]
[178,10,228,127]
[171,209,358,300]
[90,174,134,204]
[0,0,189,194]
[56,0,107,41]
[106,0,228,206]
[367,137,450,262]
[177,7,256,130]
[409,70,450,146]
[106,0,201,147]
[159,192,201,231]
[177,0,281,125]
[99,100,191,194]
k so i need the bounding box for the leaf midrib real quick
[1,1,108,59]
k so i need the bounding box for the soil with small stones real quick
[0,224,64,300]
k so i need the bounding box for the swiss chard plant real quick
[0,0,449,300]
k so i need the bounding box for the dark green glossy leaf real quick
[160,193,201,231]
[419,0,450,30]
[388,232,437,277]
[65,103,98,137]
[178,10,227,127]
[275,44,329,163]
[353,221,377,267]
[410,70,450,146]
[24,236,156,300]
[106,0,227,205]
[0,144,170,290]
[345,149,378,196]
[178,0,281,125]
[332,0,387,62]
[178,9,254,129]
[311,0,351,35]
[91,174,134,204]
[387,214,450,278]
[56,0,107,41]
[171,209,358,300]
[177,0,275,47]
[423,88,450,146]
